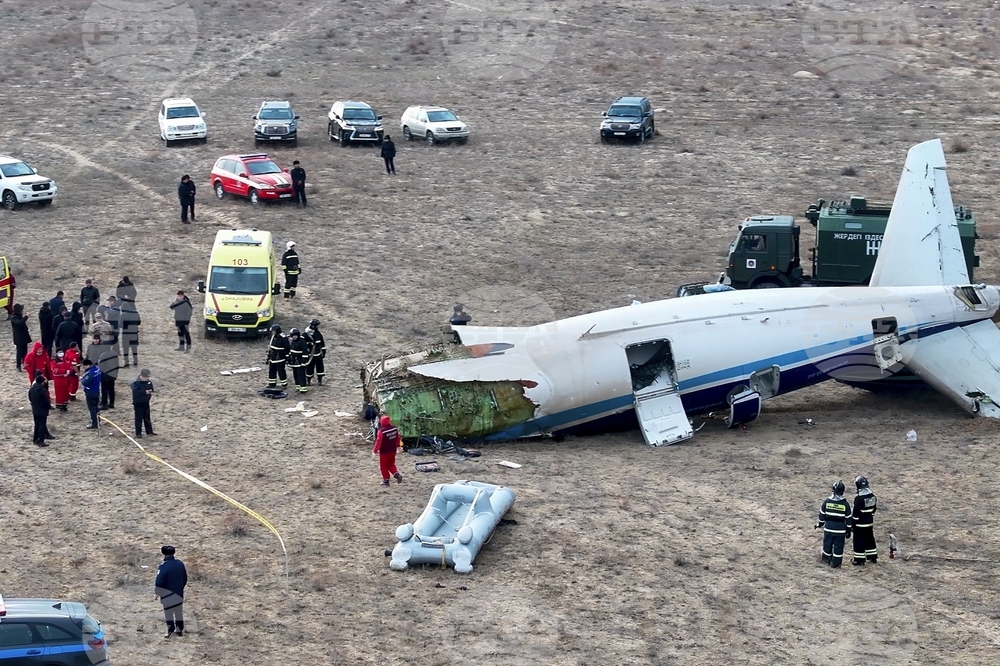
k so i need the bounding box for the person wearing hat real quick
[851,476,878,565]
[280,241,300,300]
[266,324,289,389]
[81,358,102,429]
[815,480,853,568]
[380,134,396,175]
[304,318,325,386]
[372,414,403,487]
[131,368,155,438]
[178,174,196,223]
[290,160,306,207]
[154,545,188,639]
[449,303,472,326]
[169,290,193,352]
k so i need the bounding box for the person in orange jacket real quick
[65,342,82,400]
[50,349,73,411]
[24,341,52,387]
[372,415,403,487]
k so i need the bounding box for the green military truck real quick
[722,196,978,289]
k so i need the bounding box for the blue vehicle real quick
[0,595,109,665]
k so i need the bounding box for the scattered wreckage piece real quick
[389,480,515,574]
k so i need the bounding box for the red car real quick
[210,153,294,205]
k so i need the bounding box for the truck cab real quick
[724,196,978,289]
[197,229,281,337]
[725,215,802,288]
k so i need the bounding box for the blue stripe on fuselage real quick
[484,319,969,440]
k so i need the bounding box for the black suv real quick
[0,595,109,664]
[599,96,654,143]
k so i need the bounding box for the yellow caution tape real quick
[99,415,288,583]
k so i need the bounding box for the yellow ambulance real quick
[197,229,280,337]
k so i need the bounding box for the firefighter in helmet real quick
[852,476,878,565]
[816,480,852,568]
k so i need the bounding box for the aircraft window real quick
[960,286,982,304]
[955,286,986,310]
[740,234,767,252]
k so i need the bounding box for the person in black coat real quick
[170,290,193,352]
[131,368,155,437]
[97,341,119,410]
[48,291,65,315]
[119,300,141,367]
[55,311,81,353]
[178,174,196,223]
[290,160,307,206]
[380,135,396,175]
[38,301,55,356]
[70,301,85,350]
[80,279,101,329]
[155,545,188,638]
[11,303,31,371]
[28,371,54,446]
[116,276,137,305]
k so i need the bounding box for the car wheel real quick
[426,131,435,145]
[339,130,349,147]
[2,190,17,211]
[638,129,645,145]
[752,280,781,289]
[403,126,412,141]
[214,182,225,200]
[249,189,259,206]
[164,136,172,147]
[328,124,336,141]
[600,134,608,144]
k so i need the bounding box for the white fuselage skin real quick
[427,286,1000,439]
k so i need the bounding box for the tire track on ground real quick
[95,2,332,155]
[34,140,243,230]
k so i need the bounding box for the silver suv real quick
[253,101,299,146]
[327,101,384,146]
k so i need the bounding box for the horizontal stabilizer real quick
[869,138,969,287]
[900,320,1000,417]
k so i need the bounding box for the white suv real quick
[0,155,57,210]
[158,97,207,146]
[400,106,469,145]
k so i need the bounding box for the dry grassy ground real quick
[3,0,1000,663]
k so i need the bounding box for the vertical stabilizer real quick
[869,139,969,287]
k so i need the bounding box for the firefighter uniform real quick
[304,319,325,385]
[816,481,852,568]
[287,330,310,393]
[266,327,289,388]
[852,476,878,565]
[281,242,300,299]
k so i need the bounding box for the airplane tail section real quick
[869,138,969,288]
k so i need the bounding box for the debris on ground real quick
[906,429,917,442]
[221,367,263,376]
[415,460,441,472]
[496,460,522,469]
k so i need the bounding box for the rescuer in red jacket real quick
[50,350,73,411]
[372,415,403,487]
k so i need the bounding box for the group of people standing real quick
[12,276,165,445]
[265,319,326,393]
[816,476,879,568]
